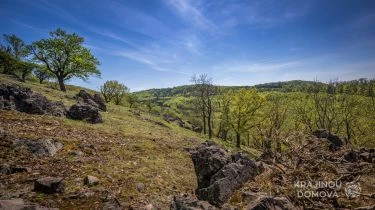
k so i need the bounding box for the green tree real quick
[1,34,29,59]
[0,34,34,81]
[100,80,129,105]
[30,28,100,91]
[33,65,54,84]
[230,89,264,148]
[127,94,139,108]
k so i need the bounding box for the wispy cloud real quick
[162,0,215,30]
[11,20,49,34]
[212,60,300,74]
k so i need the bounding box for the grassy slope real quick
[0,74,205,209]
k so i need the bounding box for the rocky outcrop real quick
[76,90,106,112]
[0,84,66,116]
[191,141,263,207]
[0,199,59,210]
[313,129,347,151]
[12,139,63,157]
[34,177,64,194]
[67,104,103,124]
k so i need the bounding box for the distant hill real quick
[135,79,374,98]
[135,80,326,98]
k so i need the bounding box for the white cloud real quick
[162,0,215,30]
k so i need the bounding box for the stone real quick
[76,90,106,111]
[191,141,263,207]
[191,141,229,190]
[170,195,219,210]
[67,104,103,124]
[102,197,122,210]
[0,164,31,175]
[84,175,100,186]
[68,150,84,156]
[34,177,64,194]
[68,189,95,199]
[0,84,66,116]
[312,129,347,151]
[145,203,154,210]
[0,199,59,210]
[136,183,145,192]
[12,139,63,157]
[245,194,297,210]
[193,127,202,133]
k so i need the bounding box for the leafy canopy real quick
[30,28,100,84]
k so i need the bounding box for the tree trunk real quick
[236,132,241,148]
[208,110,212,139]
[58,77,66,92]
[203,115,206,135]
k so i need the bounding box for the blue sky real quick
[1,0,375,91]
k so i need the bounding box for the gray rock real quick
[0,199,59,210]
[191,141,229,190]
[136,183,145,192]
[76,90,107,112]
[102,196,122,210]
[67,104,103,124]
[245,193,298,210]
[0,84,66,116]
[68,189,95,199]
[170,195,219,210]
[12,139,63,157]
[34,177,64,194]
[191,141,263,207]
[84,175,100,186]
[0,164,31,175]
[312,129,347,151]
[68,150,84,156]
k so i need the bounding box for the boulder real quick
[0,164,31,175]
[313,129,347,151]
[0,199,59,210]
[0,84,66,116]
[84,175,99,186]
[76,90,106,111]
[67,104,103,124]
[34,177,64,194]
[191,141,229,190]
[12,139,63,157]
[191,141,263,207]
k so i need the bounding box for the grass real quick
[0,74,206,209]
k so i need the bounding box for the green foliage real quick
[1,34,29,59]
[0,50,35,82]
[33,65,54,84]
[30,28,100,91]
[230,88,265,148]
[126,94,139,108]
[100,80,129,105]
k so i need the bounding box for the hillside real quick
[1,74,374,210]
[0,74,206,209]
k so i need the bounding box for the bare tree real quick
[191,74,215,139]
